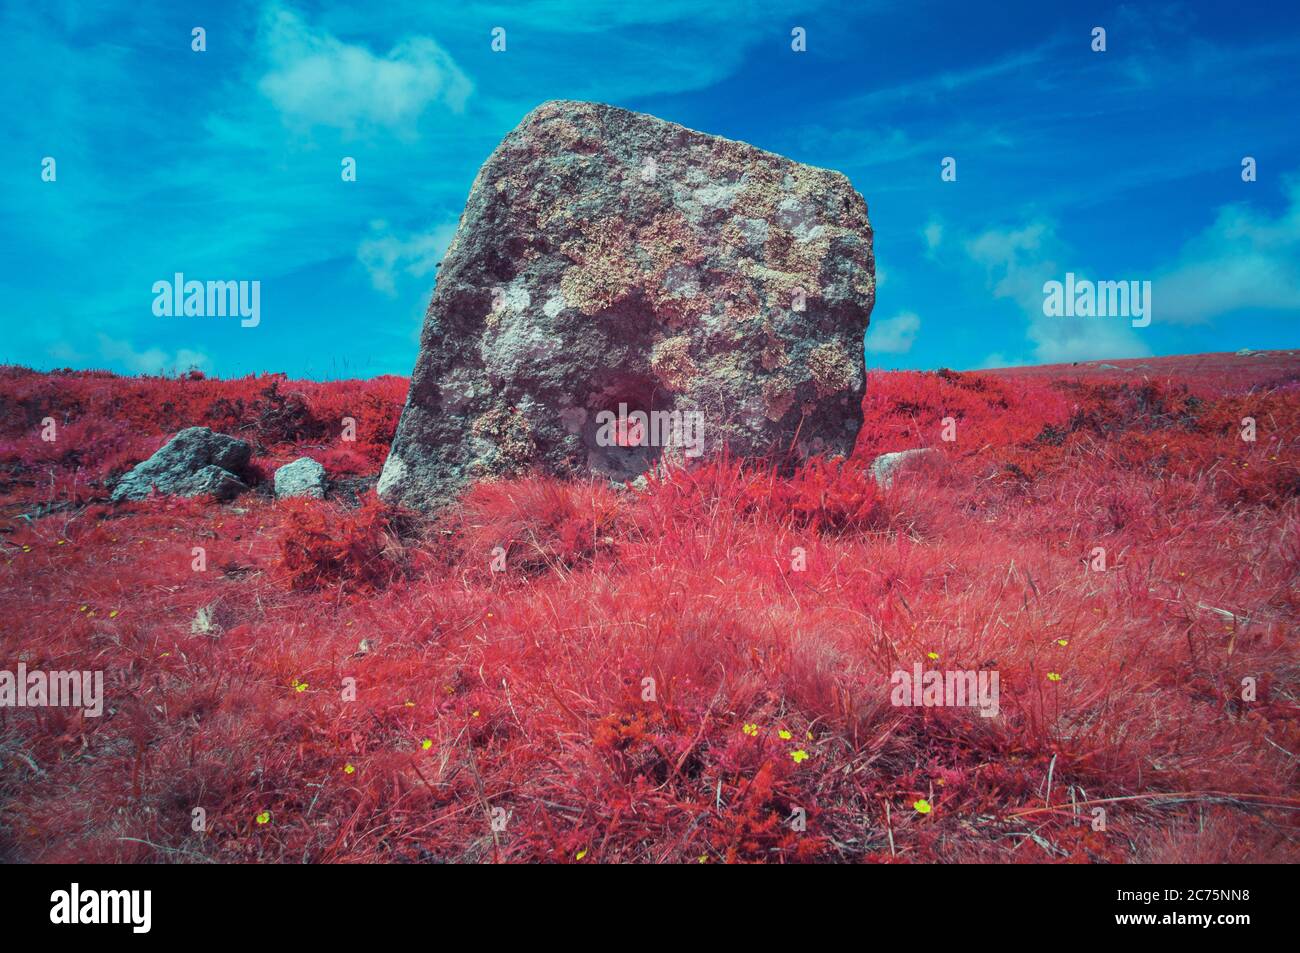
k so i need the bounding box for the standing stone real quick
[379,100,875,509]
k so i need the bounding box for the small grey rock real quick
[610,474,650,493]
[869,448,938,488]
[112,427,251,502]
[274,456,327,499]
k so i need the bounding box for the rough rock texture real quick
[869,448,938,489]
[274,456,327,499]
[111,427,251,502]
[173,465,249,501]
[379,100,874,509]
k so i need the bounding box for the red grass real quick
[0,352,1297,863]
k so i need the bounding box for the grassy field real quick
[1,351,1297,862]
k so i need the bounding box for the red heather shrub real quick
[299,376,408,465]
[983,376,1300,507]
[311,446,381,477]
[706,760,825,863]
[0,366,406,491]
[276,496,408,593]
[854,367,1071,461]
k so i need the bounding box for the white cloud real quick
[1153,179,1300,324]
[94,335,210,375]
[1027,319,1150,364]
[965,222,1053,304]
[357,221,458,296]
[976,352,1016,369]
[962,182,1300,362]
[258,6,472,136]
[845,41,1061,111]
[923,220,943,252]
[866,310,921,354]
[965,221,1151,363]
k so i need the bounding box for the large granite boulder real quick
[111,427,251,502]
[379,100,875,509]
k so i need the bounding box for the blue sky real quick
[2,0,1297,378]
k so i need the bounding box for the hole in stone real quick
[582,373,669,482]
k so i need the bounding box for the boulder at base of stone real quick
[274,456,327,499]
[869,448,938,489]
[378,99,875,510]
[111,426,251,502]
